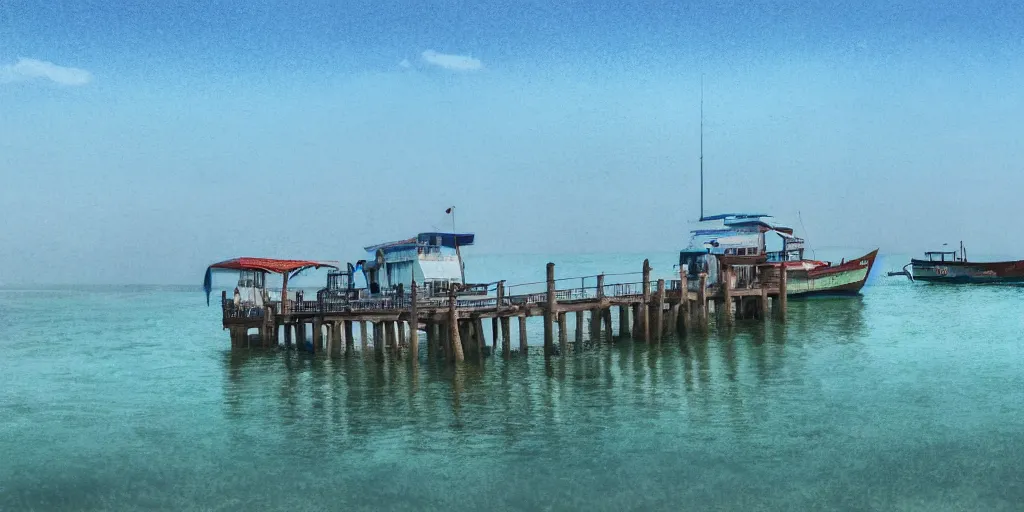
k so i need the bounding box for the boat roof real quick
[691,213,793,233]
[205,257,339,275]
[364,232,475,253]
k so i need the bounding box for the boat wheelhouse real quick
[360,232,479,296]
[678,213,806,284]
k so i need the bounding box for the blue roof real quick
[417,232,474,248]
[364,232,475,253]
[700,213,770,221]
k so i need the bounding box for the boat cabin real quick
[360,232,474,296]
[922,251,962,263]
[679,213,801,286]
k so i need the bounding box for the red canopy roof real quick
[206,257,339,275]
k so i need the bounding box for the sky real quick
[1,0,1022,284]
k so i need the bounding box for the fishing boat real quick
[678,213,878,297]
[680,80,877,297]
[900,242,1024,284]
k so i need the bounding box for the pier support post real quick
[557,312,567,352]
[777,265,788,321]
[409,282,419,360]
[344,321,354,355]
[283,322,293,348]
[697,273,708,329]
[397,322,406,352]
[544,263,556,357]
[448,288,465,362]
[374,322,384,357]
[603,309,613,341]
[618,306,629,338]
[360,321,368,351]
[296,322,307,351]
[641,259,651,342]
[518,315,528,355]
[328,321,340,356]
[631,304,640,339]
[679,267,690,334]
[427,322,438,360]
[312,317,324,355]
[721,263,733,325]
[575,310,585,343]
[491,318,499,353]
[760,281,770,321]
[501,317,511,359]
[475,317,486,361]
[654,279,665,342]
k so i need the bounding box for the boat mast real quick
[699,74,705,222]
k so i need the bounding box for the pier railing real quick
[221,277,678,318]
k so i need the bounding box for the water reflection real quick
[219,296,869,453]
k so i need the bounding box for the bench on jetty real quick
[210,256,789,362]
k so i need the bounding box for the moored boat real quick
[907,242,1024,284]
[678,213,878,297]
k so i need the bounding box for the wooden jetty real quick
[208,255,790,361]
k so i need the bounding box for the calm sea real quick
[2,252,1023,511]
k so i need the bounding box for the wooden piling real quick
[474,317,486,360]
[631,304,640,338]
[501,317,511,359]
[654,279,665,342]
[518,315,528,355]
[618,306,629,338]
[721,263,733,325]
[557,312,567,352]
[344,321,354,355]
[448,288,465,362]
[409,282,419,360]
[491,318,499,353]
[575,310,584,343]
[777,264,788,321]
[679,267,690,334]
[312,317,323,354]
[602,309,613,341]
[544,262,556,357]
[296,322,307,351]
[641,259,651,342]
[760,282,770,321]
[360,321,368,351]
[283,322,293,347]
[697,273,708,328]
[328,321,340,356]
[397,322,406,352]
[374,322,384,356]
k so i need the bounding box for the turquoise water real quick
[2,253,1024,511]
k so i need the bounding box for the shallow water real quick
[2,253,1023,511]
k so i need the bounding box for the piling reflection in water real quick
[219,296,867,448]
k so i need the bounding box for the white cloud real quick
[420,50,483,71]
[0,58,92,86]
[398,59,411,69]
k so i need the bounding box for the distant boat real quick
[904,242,1024,284]
[679,213,878,297]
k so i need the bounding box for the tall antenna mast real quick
[699,74,705,221]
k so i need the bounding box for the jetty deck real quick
[219,257,789,362]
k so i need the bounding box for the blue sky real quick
[1,1,1022,284]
